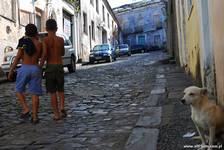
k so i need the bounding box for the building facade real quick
[0,0,79,65]
[113,0,167,50]
[77,0,120,62]
[169,0,224,105]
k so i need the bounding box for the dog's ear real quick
[201,88,208,96]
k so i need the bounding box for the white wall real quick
[80,0,118,62]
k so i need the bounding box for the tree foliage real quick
[66,0,80,12]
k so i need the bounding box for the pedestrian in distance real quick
[40,19,67,121]
[8,24,43,124]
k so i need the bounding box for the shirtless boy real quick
[40,19,66,120]
[8,24,42,124]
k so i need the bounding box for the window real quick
[112,20,114,30]
[63,10,73,43]
[107,13,110,28]
[20,10,32,26]
[90,0,94,6]
[83,12,88,35]
[36,15,41,32]
[138,35,146,45]
[0,0,16,21]
[102,5,105,22]
[96,0,99,13]
[153,14,162,29]
[36,8,43,32]
[154,35,161,46]
[91,21,95,40]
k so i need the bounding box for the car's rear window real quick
[93,45,109,51]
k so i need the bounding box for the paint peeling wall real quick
[197,0,216,96]
[184,0,201,80]
[210,0,224,105]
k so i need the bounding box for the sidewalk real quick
[156,62,199,150]
[124,60,201,150]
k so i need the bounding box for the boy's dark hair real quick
[25,24,38,37]
[46,19,57,31]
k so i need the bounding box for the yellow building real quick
[174,0,217,99]
[182,0,201,80]
[209,0,224,105]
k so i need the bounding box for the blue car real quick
[89,44,116,64]
[116,44,131,57]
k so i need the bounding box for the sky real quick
[108,0,143,8]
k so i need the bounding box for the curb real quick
[124,66,167,150]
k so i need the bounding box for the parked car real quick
[1,32,76,80]
[89,44,116,63]
[130,45,146,54]
[115,44,131,57]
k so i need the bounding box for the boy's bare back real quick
[44,35,64,65]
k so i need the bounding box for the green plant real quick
[67,0,80,12]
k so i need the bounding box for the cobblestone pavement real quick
[0,51,166,150]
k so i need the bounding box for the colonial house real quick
[113,0,167,50]
[77,0,120,62]
[0,0,79,65]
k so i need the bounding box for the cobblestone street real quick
[0,51,166,150]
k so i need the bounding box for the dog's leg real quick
[194,123,206,145]
[208,126,215,150]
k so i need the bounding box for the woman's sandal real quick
[20,111,30,119]
[61,110,67,118]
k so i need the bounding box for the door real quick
[63,11,73,44]
[138,35,146,45]
[154,35,161,46]
[102,29,107,44]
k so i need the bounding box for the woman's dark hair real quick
[25,24,38,37]
[46,19,57,31]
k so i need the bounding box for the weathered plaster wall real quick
[185,0,201,80]
[0,1,23,65]
[210,0,224,105]
[197,0,216,96]
[175,0,188,66]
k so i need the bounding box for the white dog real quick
[182,86,224,150]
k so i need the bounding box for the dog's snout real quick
[181,99,186,104]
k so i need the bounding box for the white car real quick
[1,32,76,80]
